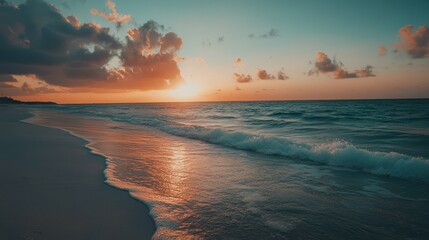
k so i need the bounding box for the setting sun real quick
[168,82,200,100]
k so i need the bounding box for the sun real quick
[168,82,200,100]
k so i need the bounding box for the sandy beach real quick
[0,107,155,240]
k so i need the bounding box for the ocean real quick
[28,99,429,239]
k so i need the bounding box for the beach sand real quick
[0,107,155,240]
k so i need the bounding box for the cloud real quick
[235,68,289,83]
[355,65,375,78]
[332,69,358,79]
[234,73,252,83]
[160,32,183,53]
[0,0,183,92]
[0,74,17,88]
[313,52,337,73]
[277,71,289,80]
[309,52,375,79]
[257,69,275,80]
[0,0,121,87]
[378,45,387,56]
[248,28,279,39]
[0,74,17,83]
[0,74,61,95]
[234,58,242,65]
[116,20,183,90]
[395,25,429,58]
[21,82,58,94]
[90,0,131,28]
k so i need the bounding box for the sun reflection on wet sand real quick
[30,110,205,239]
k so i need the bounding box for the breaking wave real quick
[106,113,429,183]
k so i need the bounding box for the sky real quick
[1,0,429,103]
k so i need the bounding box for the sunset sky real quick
[1,0,429,103]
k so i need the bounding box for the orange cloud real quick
[234,58,242,65]
[115,20,183,90]
[234,73,252,83]
[21,82,58,94]
[396,25,429,58]
[309,52,375,79]
[277,71,289,80]
[90,0,131,27]
[0,0,183,93]
[378,45,387,56]
[355,65,375,78]
[257,69,275,80]
[65,16,81,28]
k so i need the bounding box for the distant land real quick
[0,96,56,105]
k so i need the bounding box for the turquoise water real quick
[30,99,429,239]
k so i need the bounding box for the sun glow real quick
[168,82,200,100]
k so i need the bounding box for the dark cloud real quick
[0,0,183,92]
[160,32,182,53]
[257,69,275,80]
[234,73,252,83]
[313,52,337,73]
[90,0,131,28]
[309,52,375,79]
[395,25,429,58]
[355,65,375,78]
[235,68,288,82]
[333,69,358,79]
[0,0,120,87]
[115,20,183,90]
[277,71,289,80]
[248,28,279,39]
[0,74,17,88]
[0,74,17,83]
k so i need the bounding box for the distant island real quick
[0,96,57,105]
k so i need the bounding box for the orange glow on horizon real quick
[167,82,201,101]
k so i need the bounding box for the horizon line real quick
[42,97,429,105]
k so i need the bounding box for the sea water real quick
[29,99,429,239]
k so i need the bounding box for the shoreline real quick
[0,106,156,240]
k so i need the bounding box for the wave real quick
[267,111,303,117]
[164,124,428,181]
[104,114,429,183]
[44,107,429,183]
[207,114,237,119]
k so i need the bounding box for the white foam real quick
[154,123,429,183]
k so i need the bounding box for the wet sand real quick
[0,106,156,240]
